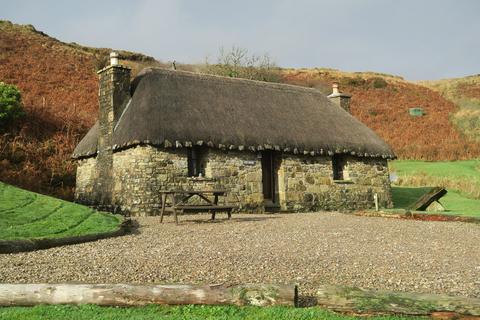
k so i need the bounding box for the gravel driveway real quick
[1,212,479,299]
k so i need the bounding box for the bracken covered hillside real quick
[0,21,161,199]
[282,69,480,161]
[421,75,480,142]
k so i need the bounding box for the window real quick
[332,154,347,180]
[187,147,206,177]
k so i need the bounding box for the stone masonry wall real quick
[278,154,392,211]
[203,149,263,211]
[328,95,350,113]
[111,145,263,216]
[96,65,131,206]
[74,157,98,204]
[75,145,392,216]
[112,146,186,216]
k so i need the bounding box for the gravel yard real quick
[1,212,479,298]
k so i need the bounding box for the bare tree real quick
[203,46,281,82]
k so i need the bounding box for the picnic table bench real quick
[159,190,235,224]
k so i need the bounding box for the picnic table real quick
[159,190,235,224]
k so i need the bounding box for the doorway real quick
[261,151,277,204]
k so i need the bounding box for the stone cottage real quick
[72,53,395,216]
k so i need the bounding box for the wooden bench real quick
[159,190,235,224]
[173,205,234,220]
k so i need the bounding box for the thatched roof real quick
[73,68,395,159]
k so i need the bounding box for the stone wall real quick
[74,157,98,204]
[96,64,131,205]
[202,149,263,211]
[111,145,264,216]
[278,154,392,211]
[328,95,351,113]
[75,145,392,216]
[112,146,186,216]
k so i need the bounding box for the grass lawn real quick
[391,186,432,209]
[389,160,480,217]
[391,186,480,217]
[0,182,123,240]
[0,304,422,320]
[390,160,480,179]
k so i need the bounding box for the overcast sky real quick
[2,0,479,80]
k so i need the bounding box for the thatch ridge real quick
[73,68,395,159]
[131,67,322,95]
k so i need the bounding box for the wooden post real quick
[316,285,480,316]
[160,193,166,222]
[172,194,178,225]
[0,283,297,307]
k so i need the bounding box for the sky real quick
[1,0,479,80]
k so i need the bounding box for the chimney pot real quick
[328,82,351,113]
[110,52,119,66]
[332,82,340,95]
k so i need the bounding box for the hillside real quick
[1,20,480,200]
[282,69,480,160]
[0,21,163,199]
[420,75,480,142]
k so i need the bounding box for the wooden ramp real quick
[408,187,447,211]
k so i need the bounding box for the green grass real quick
[440,189,480,216]
[390,186,431,209]
[390,160,480,179]
[389,160,480,217]
[392,186,480,216]
[0,182,123,240]
[0,304,422,320]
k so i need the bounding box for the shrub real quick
[452,109,480,141]
[0,82,24,127]
[342,76,366,87]
[371,77,388,89]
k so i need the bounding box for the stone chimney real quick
[95,52,131,206]
[327,82,351,113]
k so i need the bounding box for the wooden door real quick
[261,151,276,203]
